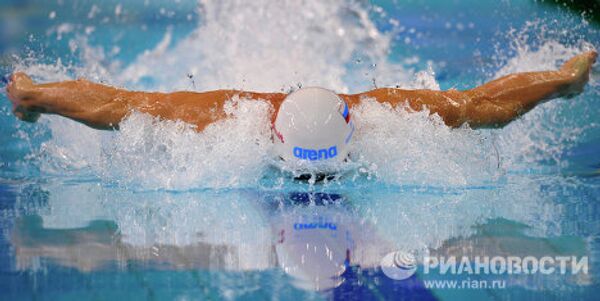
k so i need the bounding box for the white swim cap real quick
[272,87,354,167]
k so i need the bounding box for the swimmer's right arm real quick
[5,73,285,131]
[6,74,135,129]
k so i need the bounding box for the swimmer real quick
[4,51,597,166]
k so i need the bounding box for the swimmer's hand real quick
[5,72,42,123]
[559,50,597,98]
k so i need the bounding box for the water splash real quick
[101,97,273,190]
[117,0,408,93]
[490,24,597,171]
[349,99,499,187]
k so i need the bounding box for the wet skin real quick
[5,51,597,131]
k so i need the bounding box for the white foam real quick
[100,97,273,190]
[349,99,499,187]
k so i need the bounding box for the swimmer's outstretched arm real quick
[345,51,597,128]
[5,74,285,130]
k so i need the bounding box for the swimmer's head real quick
[272,87,354,167]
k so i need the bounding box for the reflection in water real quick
[13,216,238,273]
[5,181,595,296]
[10,187,398,291]
[271,192,395,291]
[273,193,352,291]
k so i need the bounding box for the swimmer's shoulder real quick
[338,93,361,108]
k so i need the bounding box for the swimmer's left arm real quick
[342,88,468,127]
[347,51,597,128]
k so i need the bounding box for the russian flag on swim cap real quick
[341,101,350,123]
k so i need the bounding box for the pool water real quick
[0,0,599,300]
